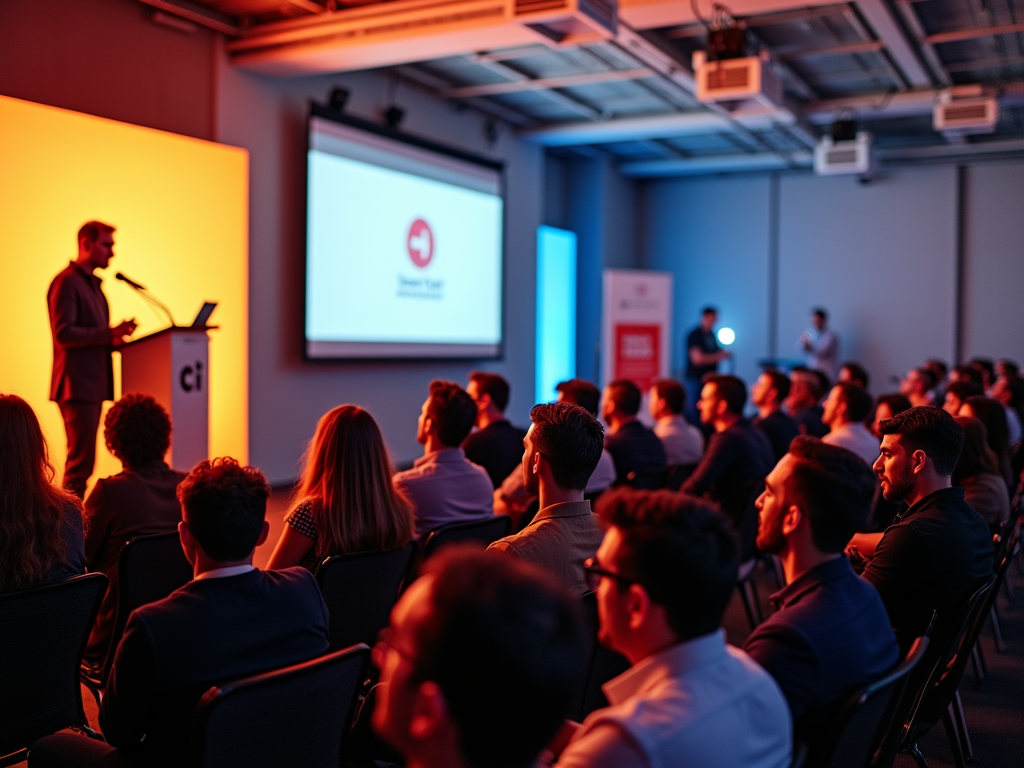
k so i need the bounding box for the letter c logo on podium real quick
[180,361,204,393]
[407,219,434,268]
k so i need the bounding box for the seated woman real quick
[266,405,414,571]
[959,396,1015,498]
[0,394,86,593]
[953,416,1011,535]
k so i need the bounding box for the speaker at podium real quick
[119,303,217,472]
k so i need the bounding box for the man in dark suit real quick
[30,457,331,768]
[602,379,667,486]
[48,221,137,498]
[462,371,527,488]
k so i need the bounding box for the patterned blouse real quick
[283,500,321,571]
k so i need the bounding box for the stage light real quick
[718,327,736,346]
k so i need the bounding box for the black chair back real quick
[570,592,631,722]
[804,636,929,768]
[193,644,370,768]
[421,515,512,561]
[0,573,107,762]
[88,532,192,687]
[315,543,415,652]
[625,466,667,490]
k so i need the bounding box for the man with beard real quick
[488,402,605,595]
[744,438,898,744]
[848,407,993,653]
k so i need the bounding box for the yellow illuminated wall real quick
[0,95,248,489]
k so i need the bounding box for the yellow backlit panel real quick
[0,95,248,488]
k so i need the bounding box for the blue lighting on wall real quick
[536,226,577,405]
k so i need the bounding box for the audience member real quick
[682,375,775,561]
[602,379,667,486]
[648,379,703,465]
[462,372,528,488]
[943,380,985,416]
[744,438,899,743]
[870,393,912,439]
[394,380,493,536]
[959,396,1015,496]
[267,405,414,570]
[488,403,604,595]
[30,458,330,768]
[0,394,85,594]
[900,367,936,408]
[372,548,587,768]
[923,359,949,402]
[752,369,800,464]
[948,364,984,387]
[995,359,1019,380]
[838,362,870,390]
[990,373,1024,448]
[83,394,186,664]
[799,308,839,381]
[785,369,828,438]
[821,382,880,466]
[553,489,791,768]
[952,416,1011,535]
[683,307,730,424]
[969,358,995,391]
[848,408,993,653]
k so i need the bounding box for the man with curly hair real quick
[81,394,188,664]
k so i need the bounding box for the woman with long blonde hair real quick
[266,405,414,570]
[0,394,86,593]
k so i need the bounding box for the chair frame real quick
[420,515,512,561]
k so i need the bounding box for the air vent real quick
[825,148,858,165]
[707,64,749,90]
[933,94,998,135]
[692,52,783,108]
[515,0,566,14]
[815,132,872,176]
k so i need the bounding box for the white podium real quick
[119,326,214,472]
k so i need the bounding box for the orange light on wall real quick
[0,95,249,489]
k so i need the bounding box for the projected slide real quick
[305,114,504,359]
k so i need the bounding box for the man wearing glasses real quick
[554,488,791,768]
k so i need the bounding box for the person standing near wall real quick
[683,307,730,426]
[798,308,839,382]
[47,221,137,498]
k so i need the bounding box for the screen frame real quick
[303,104,507,363]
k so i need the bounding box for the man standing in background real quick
[48,221,137,498]
[799,308,839,381]
[683,307,730,426]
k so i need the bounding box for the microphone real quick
[115,271,176,327]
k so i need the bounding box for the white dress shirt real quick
[654,415,704,465]
[801,327,839,381]
[822,422,881,467]
[555,630,791,768]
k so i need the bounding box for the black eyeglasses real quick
[583,557,638,591]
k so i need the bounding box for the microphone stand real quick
[116,273,176,327]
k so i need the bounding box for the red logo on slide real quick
[407,219,434,268]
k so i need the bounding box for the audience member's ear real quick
[255,519,271,548]
[782,505,802,537]
[910,449,929,475]
[409,680,449,741]
[179,520,197,564]
[627,582,652,631]
[532,451,543,476]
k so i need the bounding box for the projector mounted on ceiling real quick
[933,86,999,136]
[691,9,782,110]
[814,120,873,179]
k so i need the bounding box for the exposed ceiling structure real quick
[142,0,1024,175]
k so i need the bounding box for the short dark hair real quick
[970,358,995,382]
[469,372,510,413]
[832,382,874,423]
[652,379,686,414]
[529,403,604,491]
[103,393,171,468]
[911,367,937,392]
[840,362,870,389]
[427,380,478,448]
[701,306,718,317]
[605,380,642,417]
[874,393,912,420]
[78,220,115,244]
[177,457,270,561]
[414,548,587,768]
[812,307,828,323]
[785,437,876,553]
[878,406,964,476]
[595,489,737,641]
[947,380,984,403]
[705,374,746,415]
[951,365,983,386]
[555,379,600,417]
[761,369,791,401]
[924,359,948,380]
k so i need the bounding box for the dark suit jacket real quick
[47,262,113,403]
[83,462,188,663]
[99,568,330,767]
[462,420,528,488]
[605,421,667,485]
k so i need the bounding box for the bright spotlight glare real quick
[717,327,736,346]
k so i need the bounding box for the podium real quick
[119,327,214,472]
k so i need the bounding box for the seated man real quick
[744,437,899,743]
[682,375,774,562]
[462,371,527,488]
[394,380,493,535]
[838,362,870,390]
[372,547,588,768]
[488,402,605,595]
[648,379,703,466]
[752,369,800,464]
[602,379,667,486]
[83,394,187,665]
[494,379,615,522]
[848,407,993,653]
[821,382,880,466]
[785,369,828,438]
[900,367,937,409]
[942,380,984,416]
[30,458,330,768]
[554,488,791,768]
